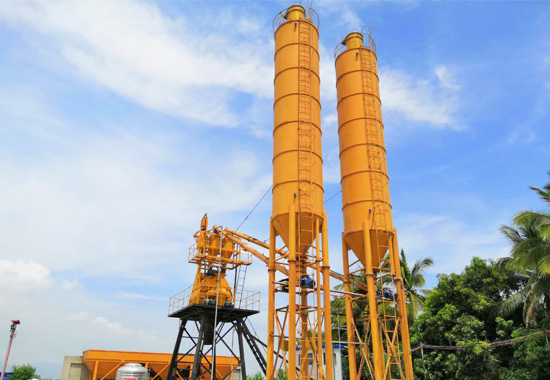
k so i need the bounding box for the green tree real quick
[12,364,39,380]
[502,317,550,380]
[399,250,434,322]
[411,258,524,380]
[246,372,265,380]
[276,369,287,380]
[499,175,550,325]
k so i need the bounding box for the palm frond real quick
[529,185,550,207]
[500,290,527,316]
[499,225,523,246]
[495,256,513,273]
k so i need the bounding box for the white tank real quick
[115,363,148,380]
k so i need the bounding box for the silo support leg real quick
[267,220,276,380]
[341,235,357,380]
[390,231,414,380]
[363,222,384,380]
[287,201,297,380]
[322,213,334,380]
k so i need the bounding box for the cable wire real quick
[324,190,341,204]
[235,185,273,232]
[410,330,550,353]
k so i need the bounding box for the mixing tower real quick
[268,5,333,380]
[334,31,414,380]
[166,216,265,380]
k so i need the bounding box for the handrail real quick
[272,6,320,34]
[334,27,377,59]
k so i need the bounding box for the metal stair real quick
[240,320,267,375]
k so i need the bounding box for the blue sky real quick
[0,0,549,378]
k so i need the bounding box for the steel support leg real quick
[322,212,334,380]
[191,315,207,380]
[167,319,187,380]
[287,201,297,380]
[363,222,384,380]
[342,235,357,380]
[267,219,276,380]
[391,230,414,380]
[237,319,247,380]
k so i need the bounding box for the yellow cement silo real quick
[267,6,333,380]
[335,31,392,267]
[272,4,323,253]
[334,31,414,380]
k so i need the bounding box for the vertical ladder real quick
[234,264,248,308]
[296,17,320,380]
[359,43,404,380]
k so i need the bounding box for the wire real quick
[235,185,273,232]
[324,190,342,204]
[410,330,550,353]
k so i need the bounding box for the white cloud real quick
[0,86,271,277]
[380,65,461,128]
[396,213,509,276]
[92,316,132,335]
[435,65,461,90]
[0,262,175,377]
[68,311,89,321]
[0,0,273,127]
[340,8,362,31]
[116,292,164,301]
[0,259,54,293]
[507,127,538,145]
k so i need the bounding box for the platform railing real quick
[168,286,261,316]
[188,243,253,268]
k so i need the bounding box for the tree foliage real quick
[498,174,550,325]
[398,250,434,322]
[410,258,525,380]
[11,364,39,380]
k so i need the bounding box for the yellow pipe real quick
[216,230,289,276]
[322,212,334,380]
[391,231,414,380]
[341,235,357,380]
[221,227,368,292]
[363,222,383,380]
[266,220,276,380]
[287,201,297,380]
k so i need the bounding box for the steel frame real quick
[167,309,265,380]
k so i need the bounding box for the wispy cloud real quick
[0,86,271,277]
[396,213,508,277]
[380,65,461,129]
[0,0,273,128]
[0,259,54,295]
[116,292,165,301]
[92,316,133,335]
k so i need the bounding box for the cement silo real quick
[335,31,414,380]
[267,5,333,380]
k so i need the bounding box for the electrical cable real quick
[324,190,341,204]
[410,330,550,353]
[235,185,273,232]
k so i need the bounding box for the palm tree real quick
[498,174,550,325]
[377,249,434,322]
[397,250,434,323]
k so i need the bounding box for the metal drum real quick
[116,363,148,380]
